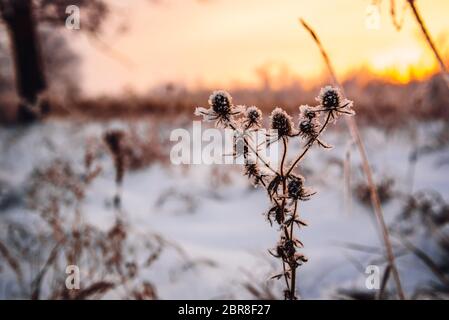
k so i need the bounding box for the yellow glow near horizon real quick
[368,46,439,83]
[72,0,449,96]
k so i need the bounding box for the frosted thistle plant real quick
[194,87,355,300]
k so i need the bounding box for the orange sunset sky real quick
[70,0,449,96]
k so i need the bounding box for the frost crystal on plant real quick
[269,107,296,139]
[194,90,243,128]
[243,106,263,129]
[287,175,313,201]
[316,86,355,121]
[209,90,232,115]
[299,104,317,120]
[317,86,341,110]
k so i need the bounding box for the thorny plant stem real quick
[290,200,298,299]
[279,138,295,292]
[280,137,288,177]
[406,0,448,74]
[244,136,277,175]
[250,135,296,298]
[285,112,332,177]
[234,123,299,299]
[229,123,278,175]
[279,137,295,298]
[299,18,406,300]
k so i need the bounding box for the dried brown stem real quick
[390,0,407,31]
[377,264,392,300]
[406,0,448,74]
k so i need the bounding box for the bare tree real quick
[0,0,108,123]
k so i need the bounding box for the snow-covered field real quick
[1,119,448,299]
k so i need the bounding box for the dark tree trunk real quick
[2,0,47,123]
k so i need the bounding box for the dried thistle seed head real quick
[267,204,288,225]
[275,243,284,257]
[244,106,262,129]
[270,108,294,137]
[299,105,317,120]
[267,174,284,199]
[299,120,312,134]
[298,119,319,139]
[209,90,232,116]
[317,86,341,110]
[244,162,262,185]
[244,162,259,178]
[275,237,296,259]
[287,175,315,201]
[287,175,305,200]
[316,86,355,121]
[195,90,244,128]
[282,239,296,258]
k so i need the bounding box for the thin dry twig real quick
[31,242,61,300]
[0,240,23,284]
[406,0,447,74]
[377,264,392,299]
[73,281,116,300]
[390,0,407,31]
[299,18,406,300]
[405,0,449,90]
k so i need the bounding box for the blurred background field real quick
[0,0,449,299]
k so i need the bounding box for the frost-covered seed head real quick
[299,105,317,120]
[277,238,295,259]
[299,120,312,134]
[244,162,267,186]
[270,108,294,137]
[317,86,341,110]
[298,119,319,139]
[244,106,262,129]
[267,204,287,225]
[287,176,305,200]
[244,162,259,177]
[208,90,232,116]
[274,206,284,225]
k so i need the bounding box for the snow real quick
[0,119,448,299]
